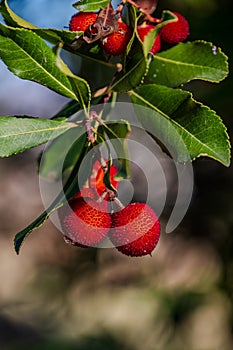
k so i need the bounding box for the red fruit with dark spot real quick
[110,202,160,257]
[90,160,119,200]
[58,196,111,248]
[69,12,98,32]
[137,24,161,54]
[160,12,189,44]
[101,21,133,56]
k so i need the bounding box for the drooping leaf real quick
[73,0,110,12]
[0,116,76,157]
[147,41,229,87]
[14,140,95,254]
[0,0,38,29]
[0,0,124,70]
[0,0,77,44]
[0,0,126,65]
[55,47,91,109]
[129,84,230,166]
[0,24,90,106]
[14,211,53,255]
[0,0,118,68]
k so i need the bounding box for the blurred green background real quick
[0,0,233,349]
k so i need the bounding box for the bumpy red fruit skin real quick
[101,21,133,56]
[110,203,160,257]
[58,197,111,247]
[69,12,98,32]
[160,12,189,44]
[137,24,161,54]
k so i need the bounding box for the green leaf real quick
[14,211,52,255]
[0,25,77,99]
[0,116,76,157]
[0,0,78,44]
[34,29,77,46]
[98,120,131,177]
[129,84,231,166]
[0,24,90,106]
[14,141,94,254]
[39,125,87,181]
[0,0,38,29]
[73,0,110,12]
[111,7,148,93]
[56,47,91,109]
[147,41,229,87]
[111,9,178,92]
[111,51,148,93]
[0,0,116,68]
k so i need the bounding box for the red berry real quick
[160,12,189,44]
[90,160,119,200]
[137,24,161,54]
[69,12,98,32]
[58,196,111,247]
[110,203,160,257]
[101,21,133,56]
[151,34,161,55]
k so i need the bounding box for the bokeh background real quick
[0,0,233,349]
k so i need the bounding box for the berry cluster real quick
[137,11,189,54]
[58,161,160,257]
[69,12,133,56]
[60,6,189,257]
[69,10,189,57]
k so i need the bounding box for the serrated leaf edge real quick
[129,87,231,166]
[155,40,229,84]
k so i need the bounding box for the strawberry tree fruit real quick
[110,203,160,257]
[101,20,133,56]
[137,24,161,54]
[69,12,98,32]
[58,195,111,248]
[160,12,189,44]
[90,161,119,200]
[0,0,228,256]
